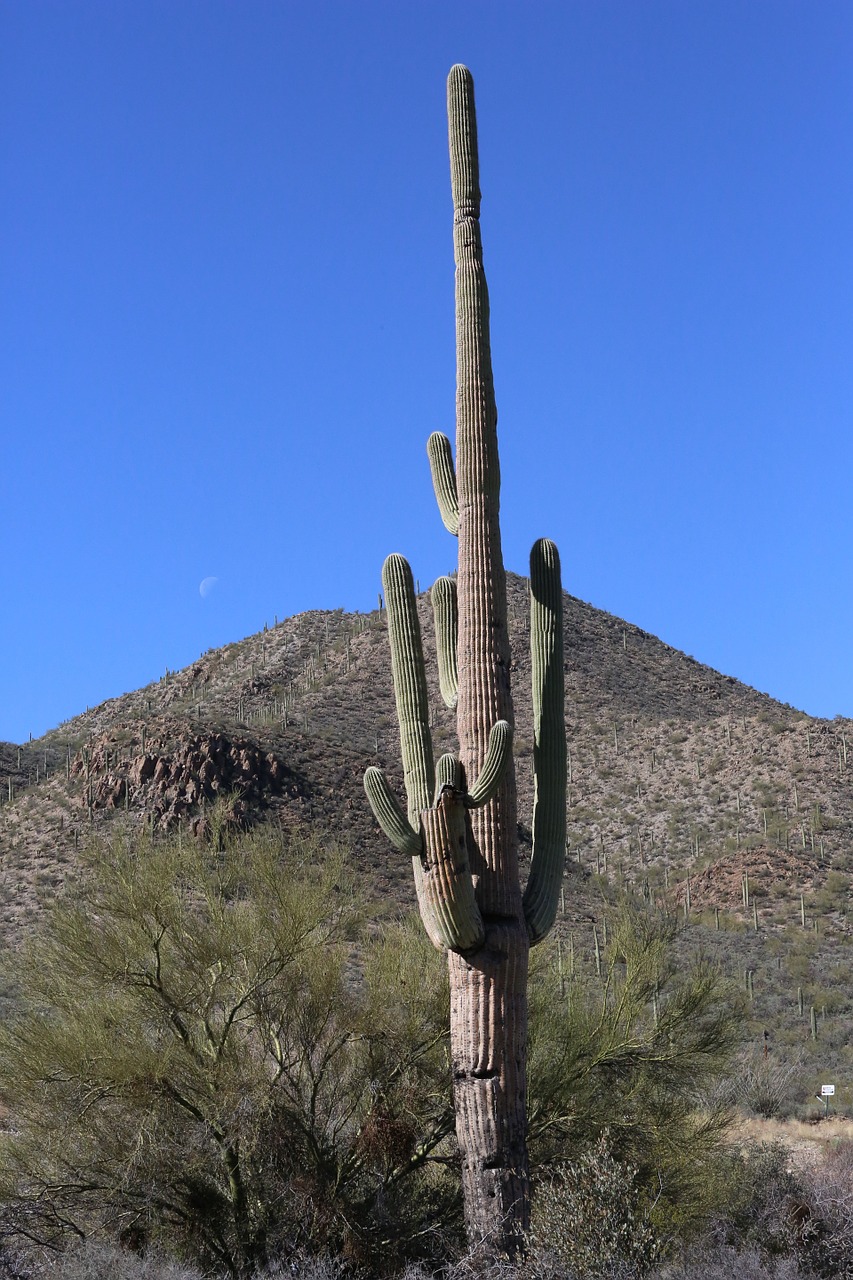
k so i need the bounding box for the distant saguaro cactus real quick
[364,65,566,1252]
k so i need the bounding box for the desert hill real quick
[2,576,852,1101]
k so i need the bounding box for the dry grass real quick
[732,1113,853,1167]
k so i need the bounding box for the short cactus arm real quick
[431,576,459,709]
[364,767,422,856]
[420,788,485,952]
[382,553,435,820]
[467,720,512,808]
[522,539,566,944]
[418,751,484,952]
[435,752,463,798]
[427,432,459,535]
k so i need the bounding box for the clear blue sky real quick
[2,1,852,743]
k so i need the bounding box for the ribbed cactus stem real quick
[523,539,566,942]
[382,553,434,822]
[366,66,565,1251]
[431,576,459,709]
[420,789,485,951]
[446,64,528,1248]
[363,767,422,855]
[466,720,512,808]
[449,64,515,905]
[435,753,463,799]
[427,432,459,535]
[379,554,486,951]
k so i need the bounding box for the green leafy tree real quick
[528,903,745,1243]
[0,827,456,1278]
[0,839,745,1277]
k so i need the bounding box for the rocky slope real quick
[2,578,852,1102]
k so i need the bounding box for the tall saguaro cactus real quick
[364,65,566,1252]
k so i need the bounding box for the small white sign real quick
[822,1085,836,1096]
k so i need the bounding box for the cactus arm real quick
[363,767,423,856]
[382,553,435,820]
[420,788,485,951]
[431,576,459,709]
[466,720,512,808]
[435,752,463,798]
[420,754,484,951]
[522,538,567,944]
[375,553,483,953]
[427,432,459,535]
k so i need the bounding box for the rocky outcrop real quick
[673,845,817,912]
[71,731,300,832]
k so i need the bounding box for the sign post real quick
[821,1084,835,1118]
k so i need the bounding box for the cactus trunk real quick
[447,65,530,1248]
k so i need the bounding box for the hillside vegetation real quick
[2,578,853,1106]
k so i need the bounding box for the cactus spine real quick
[363,66,566,1251]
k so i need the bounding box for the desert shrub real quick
[648,1244,800,1279]
[528,901,744,1242]
[254,1259,352,1280]
[696,1139,853,1278]
[1,1244,360,1280]
[707,1143,801,1261]
[41,1243,204,1279]
[792,1139,853,1278]
[0,825,457,1279]
[712,1049,803,1119]
[532,1133,662,1277]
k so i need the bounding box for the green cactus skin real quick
[365,552,485,952]
[382,553,434,821]
[364,65,566,1253]
[446,65,532,1247]
[466,719,513,808]
[420,788,485,952]
[523,538,567,942]
[364,559,515,956]
[427,432,459,535]
[435,752,462,796]
[363,766,422,855]
[431,575,459,709]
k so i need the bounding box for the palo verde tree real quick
[364,65,566,1252]
[0,826,457,1277]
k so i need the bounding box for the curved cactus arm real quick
[522,539,566,944]
[431,576,459,709]
[380,554,481,952]
[364,767,423,856]
[420,787,485,951]
[382,553,435,821]
[427,432,459,535]
[466,720,513,808]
